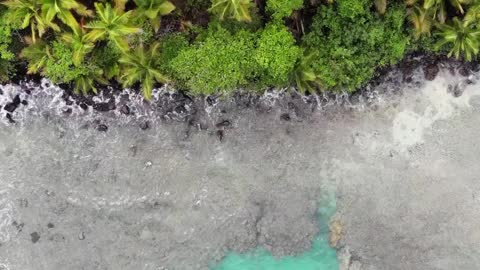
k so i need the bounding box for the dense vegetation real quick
[1,0,480,99]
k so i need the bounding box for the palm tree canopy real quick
[435,17,480,61]
[41,0,92,29]
[118,42,169,99]
[85,2,141,51]
[133,0,175,31]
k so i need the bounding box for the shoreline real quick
[1,53,478,132]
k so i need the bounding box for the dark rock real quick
[453,85,464,97]
[3,103,17,113]
[459,66,470,77]
[30,232,40,243]
[287,102,296,110]
[12,94,20,105]
[174,105,186,114]
[216,120,231,128]
[6,113,15,123]
[25,88,32,95]
[280,113,291,121]
[97,124,108,132]
[120,104,130,115]
[47,223,55,229]
[0,89,3,95]
[21,100,28,106]
[4,95,21,112]
[93,102,115,112]
[79,103,88,110]
[216,130,224,141]
[12,221,24,232]
[206,96,217,106]
[65,99,73,106]
[140,121,150,130]
[424,63,439,81]
[62,108,72,115]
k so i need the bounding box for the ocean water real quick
[212,195,338,270]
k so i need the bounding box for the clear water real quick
[212,195,338,270]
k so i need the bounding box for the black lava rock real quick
[174,105,186,114]
[97,124,108,132]
[30,232,40,243]
[4,95,21,112]
[216,130,224,141]
[62,108,72,115]
[453,85,464,97]
[47,223,55,228]
[79,103,88,110]
[424,63,439,81]
[280,113,291,121]
[140,121,150,130]
[216,120,231,128]
[93,102,115,112]
[21,100,28,106]
[120,104,130,115]
[6,113,15,123]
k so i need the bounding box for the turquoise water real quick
[212,195,339,270]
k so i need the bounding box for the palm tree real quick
[410,5,433,39]
[423,0,471,23]
[73,68,108,94]
[61,25,94,66]
[209,0,253,22]
[435,16,480,61]
[40,0,92,30]
[1,0,56,43]
[118,42,169,100]
[85,3,141,52]
[464,1,480,24]
[133,0,175,32]
[293,51,322,94]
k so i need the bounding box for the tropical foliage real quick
[85,3,141,51]
[133,0,175,31]
[302,0,409,91]
[209,0,252,22]
[118,42,169,99]
[0,0,480,98]
[435,16,480,60]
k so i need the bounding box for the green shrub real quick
[254,24,302,87]
[337,0,369,19]
[158,33,189,76]
[170,25,257,95]
[302,1,409,91]
[266,0,303,21]
[92,42,122,80]
[0,15,14,82]
[22,41,100,85]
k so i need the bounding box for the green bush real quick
[158,33,189,76]
[337,0,369,19]
[254,24,302,87]
[266,0,303,21]
[22,41,100,85]
[0,17,14,82]
[170,24,257,95]
[92,42,122,80]
[302,1,409,91]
